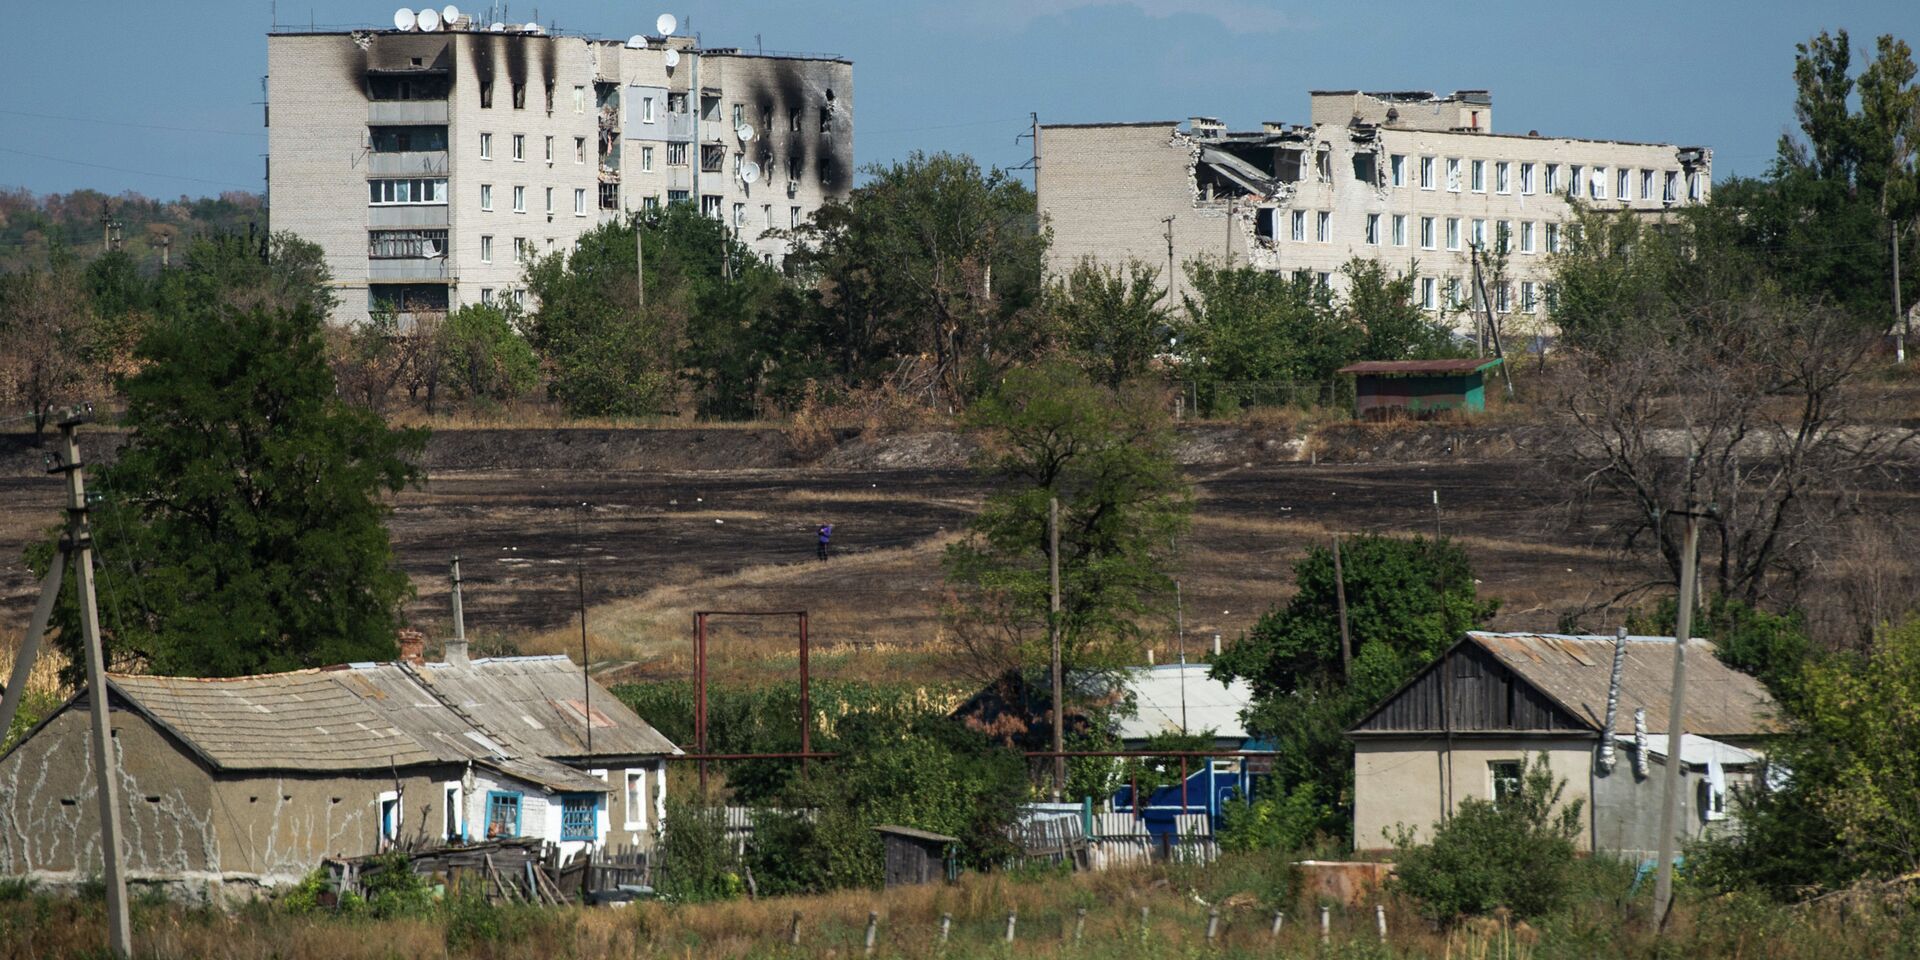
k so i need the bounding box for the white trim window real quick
[641,146,654,172]
[1520,162,1535,195]
[545,136,554,163]
[377,790,402,850]
[544,187,553,215]
[1445,217,1461,251]
[1316,211,1331,243]
[1365,213,1380,245]
[1470,218,1486,249]
[1445,157,1462,192]
[1545,222,1561,254]
[1496,220,1511,252]
[1640,169,1654,201]
[1446,277,1462,308]
[1470,159,1486,193]
[624,769,648,830]
[1495,161,1510,194]
[1544,163,1560,194]
[480,184,493,211]
[1522,280,1538,313]
[513,185,526,213]
[1688,172,1704,202]
[1420,215,1435,250]
[1568,164,1583,198]
[574,188,586,216]
[1391,213,1407,246]
[1591,166,1607,200]
[1617,168,1630,203]
[573,85,586,114]
[512,133,525,161]
[1390,154,1406,187]
[479,234,493,262]
[1494,282,1510,313]
[1421,276,1437,310]
[443,782,464,843]
[1419,155,1436,190]
[1664,170,1680,203]
[368,178,448,206]
[1290,210,1306,242]
[1520,221,1535,254]
[479,132,492,160]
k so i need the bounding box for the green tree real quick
[437,302,539,408]
[1181,260,1350,397]
[1049,258,1171,389]
[786,152,1049,407]
[1211,535,1498,843]
[30,302,425,680]
[154,231,336,320]
[524,218,677,418]
[1339,258,1461,363]
[944,363,1192,683]
[1391,754,1584,921]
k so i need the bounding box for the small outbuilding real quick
[873,825,957,887]
[1337,358,1503,420]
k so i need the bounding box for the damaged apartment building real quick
[267,12,853,324]
[1038,90,1710,334]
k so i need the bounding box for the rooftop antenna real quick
[740,160,760,184]
[441,4,461,28]
[625,34,647,49]
[392,7,417,30]
[656,12,677,35]
[417,7,442,32]
[662,47,680,68]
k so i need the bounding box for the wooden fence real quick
[1009,810,1216,871]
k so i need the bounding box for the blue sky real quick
[2,0,1914,199]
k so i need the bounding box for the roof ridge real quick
[395,660,518,760]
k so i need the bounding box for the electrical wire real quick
[0,146,258,190]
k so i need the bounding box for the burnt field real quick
[3,426,1914,686]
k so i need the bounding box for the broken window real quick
[733,103,746,129]
[701,194,723,218]
[791,206,802,228]
[368,229,448,258]
[367,73,449,101]
[701,94,722,122]
[573,85,586,114]
[600,182,619,210]
[1688,172,1703,202]
[1315,147,1332,182]
[1445,157,1461,192]
[369,126,447,152]
[576,137,586,163]
[545,82,555,113]
[789,153,803,179]
[1489,761,1523,804]
[1275,148,1303,183]
[480,81,493,108]
[1255,207,1277,243]
[1567,164,1583,198]
[668,92,689,114]
[512,82,526,109]
[1663,170,1679,203]
[701,144,725,172]
[1351,151,1376,183]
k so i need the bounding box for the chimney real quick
[1212,633,1223,656]
[444,637,470,666]
[1598,628,1628,773]
[397,628,427,666]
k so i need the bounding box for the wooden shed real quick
[873,825,957,888]
[1336,358,1503,420]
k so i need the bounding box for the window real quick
[544,135,554,163]
[1664,170,1679,203]
[369,126,448,153]
[600,182,618,210]
[544,187,553,214]
[572,85,585,114]
[701,143,725,173]
[1290,210,1305,242]
[1316,272,1331,290]
[1495,161,1510,194]
[512,185,525,212]
[642,96,656,123]
[1617,168,1630,202]
[444,784,462,842]
[1421,277,1437,310]
[574,188,586,216]
[1640,169,1654,201]
[1545,222,1561,254]
[480,287,494,304]
[1591,166,1607,200]
[511,82,525,109]
[1520,221,1535,254]
[763,204,773,228]
[1470,159,1485,192]
[485,791,522,839]
[1315,149,1332,182]
[560,795,596,841]
[668,91,689,116]
[624,769,648,829]
[1419,216,1435,249]
[667,142,688,166]
[1445,217,1461,251]
[641,146,654,172]
[702,194,722,218]
[512,288,526,307]
[513,236,528,262]
[1470,218,1486,248]
[479,132,492,159]
[1522,280,1538,313]
[1688,172,1703,202]
[1699,770,1730,822]
[480,183,492,210]
[480,235,493,262]
[668,189,690,205]
[1446,277,1462,307]
[733,103,746,129]
[1390,154,1406,187]
[1520,162,1535,194]
[480,80,493,108]
[512,134,525,161]
[1495,220,1511,253]
[1365,213,1380,245]
[367,178,448,205]
[1567,164,1583,198]
[1445,157,1461,192]
[378,792,401,849]
[643,195,660,213]
[1316,211,1330,242]
[1391,213,1407,246]
[1490,761,1524,804]
[369,229,448,258]
[790,206,802,228]
[1419,155,1435,190]
[1544,164,1560,194]
[1495,282,1510,313]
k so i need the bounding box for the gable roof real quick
[1349,631,1780,739]
[98,656,677,793]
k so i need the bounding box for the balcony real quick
[368,205,450,229]
[368,258,451,282]
[662,113,694,142]
[368,100,449,125]
[368,151,450,177]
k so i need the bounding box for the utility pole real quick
[1049,496,1065,802]
[1895,224,1905,365]
[576,501,592,758]
[1469,246,1515,399]
[1332,536,1352,679]
[158,233,171,269]
[1651,508,1702,928]
[635,219,644,310]
[1175,580,1188,735]
[449,555,466,648]
[1161,216,1177,305]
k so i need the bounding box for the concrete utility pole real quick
[635,220,644,310]
[1161,216,1177,304]
[157,233,170,269]
[1332,536,1352,679]
[1175,579,1188,735]
[449,555,466,648]
[1468,246,1515,399]
[1048,496,1065,802]
[1895,225,1905,365]
[1651,508,1702,927]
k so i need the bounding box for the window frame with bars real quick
[560,794,597,841]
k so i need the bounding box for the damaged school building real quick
[1037,90,1711,332]
[0,637,677,899]
[266,12,853,324]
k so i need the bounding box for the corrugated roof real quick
[104,656,675,792]
[1337,358,1503,376]
[1116,664,1253,742]
[1610,733,1762,769]
[1464,632,1779,737]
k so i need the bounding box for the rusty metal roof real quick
[1337,358,1503,376]
[104,656,675,792]
[1463,632,1780,737]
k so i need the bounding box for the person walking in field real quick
[817,523,833,561]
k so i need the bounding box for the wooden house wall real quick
[1353,643,1587,734]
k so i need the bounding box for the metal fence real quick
[1171,379,1338,418]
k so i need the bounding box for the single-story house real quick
[0,639,678,896]
[1347,631,1779,858]
[1336,358,1504,419]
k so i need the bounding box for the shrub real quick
[1392,753,1583,921]
[656,800,743,902]
[357,850,434,919]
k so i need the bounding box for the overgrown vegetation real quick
[1391,754,1585,921]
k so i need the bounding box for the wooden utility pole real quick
[1332,536,1352,678]
[1048,496,1065,802]
[1651,509,1701,927]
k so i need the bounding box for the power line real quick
[859,116,1028,136]
[0,108,263,139]
[0,146,258,191]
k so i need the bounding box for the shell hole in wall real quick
[331,797,342,805]
[145,795,161,803]
[59,798,76,806]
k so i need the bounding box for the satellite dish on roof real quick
[524,21,543,33]
[393,7,417,30]
[625,34,647,49]
[441,5,460,26]
[417,7,441,31]
[656,13,678,35]
[663,48,680,68]
[737,123,756,142]
[741,160,761,184]
[489,21,505,31]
